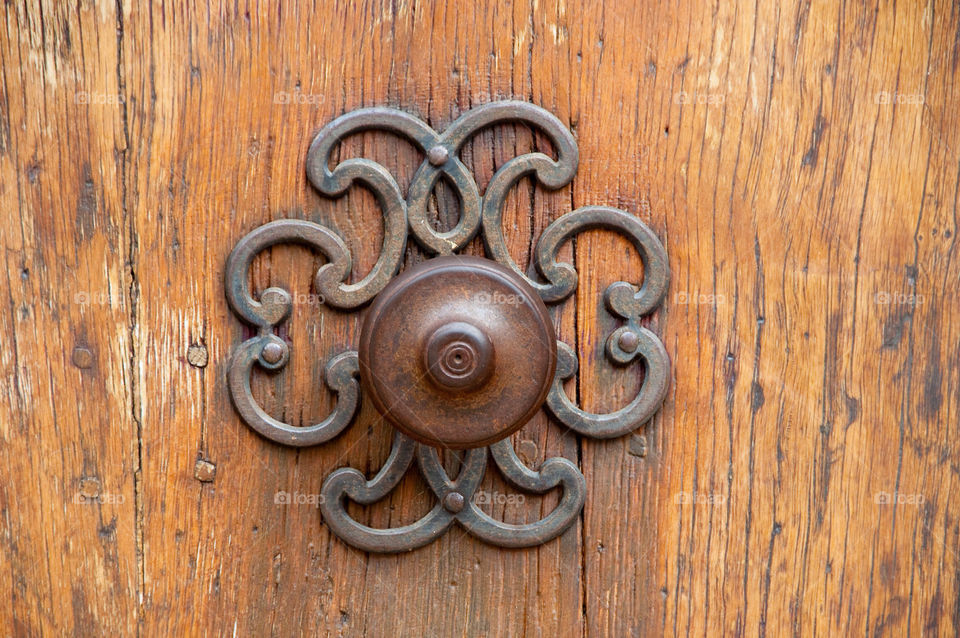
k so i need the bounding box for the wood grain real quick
[1,0,958,636]
[0,2,139,635]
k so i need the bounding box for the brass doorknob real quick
[358,256,556,449]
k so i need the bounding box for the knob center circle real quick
[424,321,494,391]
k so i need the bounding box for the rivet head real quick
[187,343,208,368]
[427,145,449,166]
[443,491,465,513]
[618,330,639,353]
[628,434,647,457]
[79,477,101,498]
[194,459,217,483]
[72,346,94,369]
[261,341,285,364]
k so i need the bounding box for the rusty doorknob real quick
[358,256,557,449]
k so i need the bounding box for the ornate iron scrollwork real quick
[225,101,669,552]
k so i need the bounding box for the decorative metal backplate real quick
[225,101,670,552]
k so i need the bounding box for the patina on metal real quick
[358,255,556,449]
[224,100,670,552]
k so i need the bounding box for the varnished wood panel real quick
[2,1,958,636]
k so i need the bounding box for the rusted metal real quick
[319,433,585,552]
[225,100,670,552]
[358,256,556,449]
[224,219,361,447]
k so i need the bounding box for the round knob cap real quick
[423,321,494,391]
[358,256,557,449]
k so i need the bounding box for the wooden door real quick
[2,1,958,636]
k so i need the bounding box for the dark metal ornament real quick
[225,100,670,552]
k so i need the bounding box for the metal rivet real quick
[262,341,284,364]
[194,459,217,483]
[72,346,94,369]
[187,343,208,368]
[427,145,449,166]
[618,330,639,353]
[628,434,647,457]
[79,477,101,498]
[442,491,465,513]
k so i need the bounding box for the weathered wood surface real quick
[1,1,958,636]
[0,2,140,635]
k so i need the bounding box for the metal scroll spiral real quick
[225,101,670,552]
